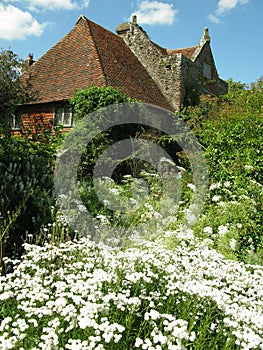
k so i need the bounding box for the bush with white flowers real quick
[1,234,262,349]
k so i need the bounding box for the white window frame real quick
[9,113,22,130]
[55,106,74,127]
[203,63,211,79]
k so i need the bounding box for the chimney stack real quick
[116,14,138,37]
[200,28,211,46]
[132,15,137,24]
[27,53,34,67]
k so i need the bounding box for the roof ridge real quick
[75,16,108,86]
[76,14,87,25]
[83,18,109,86]
[168,44,199,51]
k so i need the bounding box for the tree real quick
[0,49,30,131]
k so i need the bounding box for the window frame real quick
[9,113,22,130]
[54,106,74,127]
[203,63,211,80]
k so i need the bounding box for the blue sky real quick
[0,0,262,85]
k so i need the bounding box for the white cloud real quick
[209,0,249,23]
[3,0,91,11]
[26,0,90,11]
[132,1,178,25]
[0,0,91,40]
[0,4,47,40]
[27,0,78,10]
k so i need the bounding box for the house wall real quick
[193,42,228,97]
[116,22,182,111]
[20,105,52,136]
[13,102,76,137]
[11,104,58,138]
[117,21,228,110]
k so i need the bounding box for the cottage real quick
[12,15,227,136]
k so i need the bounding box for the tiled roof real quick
[150,40,199,60]
[22,15,172,111]
[167,46,199,59]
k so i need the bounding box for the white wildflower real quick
[203,226,213,235]
[109,187,120,195]
[229,238,237,251]
[209,182,222,190]
[187,183,196,192]
[212,195,221,202]
[218,225,228,235]
[144,203,154,211]
[135,338,144,348]
[77,204,86,212]
[244,165,254,171]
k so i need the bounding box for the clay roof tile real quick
[167,46,199,59]
[22,16,173,111]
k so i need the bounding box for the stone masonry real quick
[116,16,227,111]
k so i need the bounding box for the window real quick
[203,63,211,79]
[9,114,22,130]
[54,106,74,127]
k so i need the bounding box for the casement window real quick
[203,63,211,79]
[54,106,74,127]
[9,113,22,130]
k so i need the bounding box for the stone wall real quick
[116,18,228,111]
[116,20,183,111]
[193,42,228,97]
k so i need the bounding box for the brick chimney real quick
[27,53,35,67]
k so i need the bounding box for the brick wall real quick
[12,104,56,138]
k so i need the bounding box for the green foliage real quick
[183,81,200,107]
[0,132,61,259]
[70,86,184,182]
[0,49,31,131]
[1,78,262,265]
[69,86,141,179]
[182,78,263,263]
[183,79,263,183]
[226,78,247,93]
[70,86,134,121]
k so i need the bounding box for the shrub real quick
[181,78,263,263]
[0,131,60,259]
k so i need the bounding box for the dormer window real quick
[54,106,74,127]
[203,63,211,79]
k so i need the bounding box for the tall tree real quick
[0,49,30,131]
